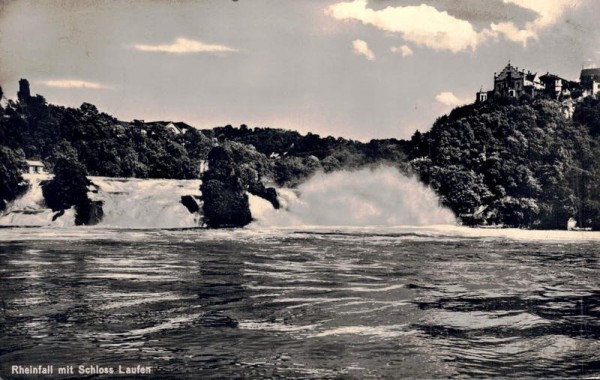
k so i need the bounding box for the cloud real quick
[390,45,413,57]
[488,22,536,44]
[503,0,580,28]
[326,0,584,52]
[352,39,375,60]
[491,0,582,44]
[435,92,471,107]
[326,0,481,53]
[132,37,238,53]
[39,80,109,89]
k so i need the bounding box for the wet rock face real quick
[181,195,201,214]
[248,181,279,210]
[201,179,252,228]
[200,145,282,228]
[83,200,104,226]
[201,147,252,228]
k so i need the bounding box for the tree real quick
[0,146,27,211]
[42,157,102,225]
[410,95,598,229]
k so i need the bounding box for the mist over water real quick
[251,166,455,227]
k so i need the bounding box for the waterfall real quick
[89,177,202,228]
[2,167,454,228]
[0,176,202,228]
[0,174,75,227]
[249,166,456,227]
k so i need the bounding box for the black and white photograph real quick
[0,0,599,378]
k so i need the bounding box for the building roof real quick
[146,121,193,133]
[172,122,193,130]
[26,160,44,166]
[581,68,600,75]
[496,63,521,79]
[540,73,562,80]
[525,72,538,81]
[580,68,600,79]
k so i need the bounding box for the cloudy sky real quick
[1,0,599,140]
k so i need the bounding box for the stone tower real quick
[17,78,31,103]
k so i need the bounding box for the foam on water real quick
[1,225,600,243]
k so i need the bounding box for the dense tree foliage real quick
[41,157,102,225]
[573,95,600,137]
[0,80,210,179]
[210,124,409,186]
[409,95,600,229]
[0,146,27,211]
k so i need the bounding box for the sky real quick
[1,0,599,141]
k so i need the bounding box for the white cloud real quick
[435,92,471,107]
[352,39,375,61]
[326,0,583,52]
[503,0,580,28]
[488,22,536,44]
[390,45,413,57]
[133,37,238,53]
[39,80,109,89]
[326,0,481,53]
[491,0,581,45]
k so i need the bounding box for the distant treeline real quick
[209,124,409,187]
[2,80,600,229]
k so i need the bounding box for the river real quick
[0,226,598,378]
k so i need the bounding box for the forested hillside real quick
[409,95,600,230]
[1,81,211,179]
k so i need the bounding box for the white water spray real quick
[89,177,202,228]
[0,174,75,227]
[0,176,203,228]
[2,167,453,228]
[250,166,455,227]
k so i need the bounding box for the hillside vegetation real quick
[409,95,600,230]
[1,80,600,229]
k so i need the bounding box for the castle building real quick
[539,73,570,99]
[580,67,600,97]
[492,62,544,98]
[476,62,600,105]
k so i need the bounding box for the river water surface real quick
[0,226,598,378]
